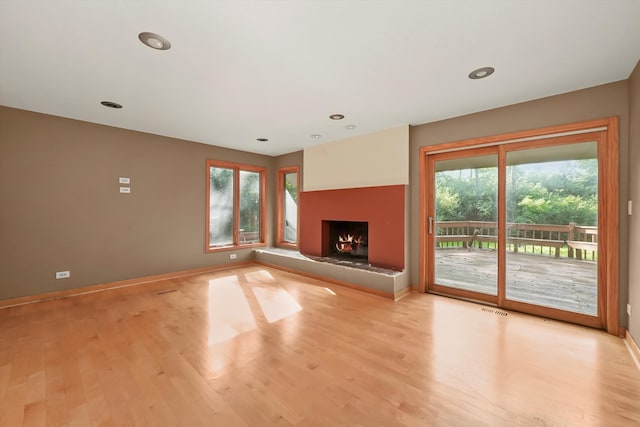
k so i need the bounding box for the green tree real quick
[210,167,233,190]
[436,158,597,226]
[436,166,497,222]
[285,181,298,203]
[509,159,597,226]
[435,185,460,221]
[239,172,260,232]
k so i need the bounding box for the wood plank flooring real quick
[1,264,639,426]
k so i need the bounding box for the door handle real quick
[429,217,434,234]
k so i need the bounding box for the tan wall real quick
[409,81,630,325]
[304,125,409,191]
[628,61,640,342]
[0,107,274,300]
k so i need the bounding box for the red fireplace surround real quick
[299,185,404,271]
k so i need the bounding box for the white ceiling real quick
[1,0,639,156]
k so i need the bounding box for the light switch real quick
[120,187,131,194]
[119,177,131,184]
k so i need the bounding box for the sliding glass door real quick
[424,129,613,329]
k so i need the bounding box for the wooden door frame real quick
[418,117,619,335]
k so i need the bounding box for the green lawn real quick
[437,241,597,261]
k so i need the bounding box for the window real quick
[206,160,266,251]
[277,166,299,247]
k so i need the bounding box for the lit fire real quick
[335,234,364,253]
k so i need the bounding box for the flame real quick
[336,233,365,253]
[338,234,354,243]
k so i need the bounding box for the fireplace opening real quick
[322,220,368,265]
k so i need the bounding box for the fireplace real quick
[299,185,405,271]
[323,220,368,264]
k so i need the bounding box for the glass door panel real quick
[434,154,498,296]
[505,142,598,315]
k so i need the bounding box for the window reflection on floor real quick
[208,270,303,345]
[252,287,302,323]
[208,277,256,345]
[244,269,277,284]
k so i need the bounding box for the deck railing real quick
[435,220,597,260]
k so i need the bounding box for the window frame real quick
[276,166,300,248]
[205,159,266,252]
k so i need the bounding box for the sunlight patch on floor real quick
[244,269,277,284]
[252,286,302,323]
[208,277,256,345]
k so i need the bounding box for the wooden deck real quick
[435,248,597,316]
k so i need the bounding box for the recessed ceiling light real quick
[257,138,269,142]
[345,124,356,130]
[138,32,171,50]
[311,134,322,139]
[101,101,123,109]
[329,114,345,120]
[468,66,495,80]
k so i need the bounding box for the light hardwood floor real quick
[1,264,639,426]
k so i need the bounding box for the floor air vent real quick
[481,307,508,317]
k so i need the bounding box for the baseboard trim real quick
[2,261,413,308]
[254,260,395,300]
[0,262,251,309]
[625,330,640,372]
[394,286,412,301]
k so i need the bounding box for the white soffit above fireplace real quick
[303,125,409,191]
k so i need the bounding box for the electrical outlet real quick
[55,271,70,279]
[229,253,237,260]
[628,303,632,316]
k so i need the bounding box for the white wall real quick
[303,126,409,191]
